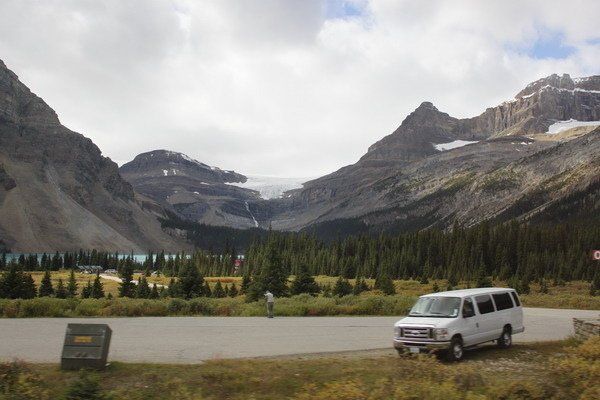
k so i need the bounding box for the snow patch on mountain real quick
[546,119,600,134]
[434,140,479,151]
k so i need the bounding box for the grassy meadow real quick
[1,271,596,318]
[2,337,599,399]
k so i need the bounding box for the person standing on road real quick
[265,290,274,318]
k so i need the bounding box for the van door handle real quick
[476,323,479,328]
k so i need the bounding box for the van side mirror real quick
[463,309,475,318]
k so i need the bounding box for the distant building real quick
[77,265,103,274]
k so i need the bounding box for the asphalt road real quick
[0,307,598,364]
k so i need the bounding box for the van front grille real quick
[400,327,431,339]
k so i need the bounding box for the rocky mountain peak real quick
[0,58,60,126]
[120,150,246,184]
[515,73,576,98]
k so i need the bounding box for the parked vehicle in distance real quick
[393,287,524,361]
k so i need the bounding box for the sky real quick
[0,0,599,177]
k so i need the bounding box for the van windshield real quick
[408,297,461,318]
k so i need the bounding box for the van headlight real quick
[433,328,449,340]
[394,327,401,337]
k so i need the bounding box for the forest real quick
[1,217,599,301]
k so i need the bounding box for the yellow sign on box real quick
[74,336,92,344]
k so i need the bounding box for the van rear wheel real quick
[446,337,464,362]
[498,327,512,349]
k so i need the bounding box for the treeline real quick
[243,221,600,285]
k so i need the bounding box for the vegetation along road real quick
[1,307,598,363]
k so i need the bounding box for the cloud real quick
[0,0,599,177]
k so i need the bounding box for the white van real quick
[393,287,524,361]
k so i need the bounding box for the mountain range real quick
[0,60,187,252]
[1,57,599,251]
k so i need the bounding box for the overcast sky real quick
[1,0,599,177]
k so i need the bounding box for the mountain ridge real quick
[0,59,189,252]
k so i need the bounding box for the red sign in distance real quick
[593,250,600,261]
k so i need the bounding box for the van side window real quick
[463,298,475,317]
[475,294,495,314]
[510,291,521,307]
[492,293,513,310]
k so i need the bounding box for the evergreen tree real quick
[135,276,151,299]
[246,242,289,301]
[229,283,239,297]
[65,370,108,400]
[20,273,37,298]
[240,274,251,294]
[167,278,182,298]
[321,283,333,297]
[119,264,135,298]
[81,281,92,299]
[333,276,353,297]
[38,270,55,297]
[290,264,320,296]
[376,274,396,295]
[91,274,105,299]
[213,281,226,298]
[67,269,78,298]
[475,267,493,288]
[150,283,159,299]
[55,278,68,299]
[203,281,212,297]
[178,264,204,299]
[352,278,369,295]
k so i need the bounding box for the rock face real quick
[120,151,266,229]
[0,59,188,252]
[266,73,600,232]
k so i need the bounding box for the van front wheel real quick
[498,328,512,349]
[446,337,464,362]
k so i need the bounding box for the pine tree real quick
[67,269,78,298]
[81,281,92,299]
[178,264,204,299]
[213,281,226,298]
[91,274,104,299]
[65,370,108,400]
[119,264,135,298]
[135,276,151,299]
[321,283,333,297]
[150,283,159,299]
[240,274,251,294]
[374,271,396,295]
[229,283,239,297]
[56,278,68,299]
[247,242,289,301]
[21,273,37,299]
[203,281,212,297]
[38,270,55,297]
[290,264,320,296]
[333,276,353,297]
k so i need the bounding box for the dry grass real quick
[6,339,595,400]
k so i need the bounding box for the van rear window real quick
[492,293,513,310]
[475,295,495,314]
[510,291,521,307]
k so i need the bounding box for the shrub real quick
[167,298,189,315]
[64,370,109,400]
[0,360,50,400]
[549,336,600,396]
